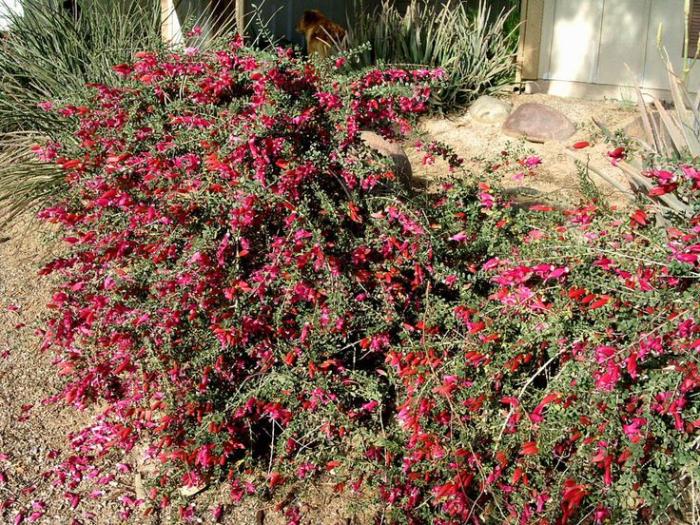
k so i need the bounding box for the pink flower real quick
[479,192,495,209]
[608,146,626,165]
[64,492,80,509]
[594,345,616,364]
[187,26,203,37]
[594,363,621,392]
[681,165,700,180]
[623,417,647,443]
[522,155,542,168]
[594,505,611,524]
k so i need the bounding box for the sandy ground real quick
[411,92,638,209]
[0,93,639,524]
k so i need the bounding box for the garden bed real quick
[1,42,698,525]
[412,93,638,209]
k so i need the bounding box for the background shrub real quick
[347,0,517,111]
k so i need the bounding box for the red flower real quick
[520,441,539,456]
[559,479,588,524]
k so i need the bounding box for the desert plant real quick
[0,0,163,134]
[594,5,700,219]
[0,0,166,225]
[347,0,517,111]
[0,131,64,221]
[596,71,700,218]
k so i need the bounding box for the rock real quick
[360,130,412,188]
[469,95,512,124]
[179,483,208,497]
[623,112,670,147]
[502,103,576,142]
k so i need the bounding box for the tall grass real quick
[0,132,64,222]
[347,0,517,111]
[0,0,162,133]
[0,0,163,224]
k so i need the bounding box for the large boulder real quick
[469,95,512,124]
[503,102,576,142]
[360,130,412,188]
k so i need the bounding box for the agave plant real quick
[347,0,517,111]
[604,61,700,217]
[633,67,700,160]
[592,1,700,217]
[584,66,698,219]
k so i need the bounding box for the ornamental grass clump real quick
[0,0,164,224]
[348,0,517,111]
[34,38,700,524]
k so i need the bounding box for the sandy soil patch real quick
[411,93,639,209]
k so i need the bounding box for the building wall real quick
[530,0,698,98]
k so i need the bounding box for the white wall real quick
[537,0,699,98]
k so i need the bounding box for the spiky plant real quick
[596,5,700,219]
[0,0,164,224]
[0,0,163,133]
[347,0,517,111]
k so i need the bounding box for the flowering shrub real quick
[36,39,700,524]
[36,37,444,518]
[374,184,700,524]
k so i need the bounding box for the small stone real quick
[256,509,265,525]
[469,95,512,124]
[360,130,412,188]
[502,103,576,142]
[179,483,207,497]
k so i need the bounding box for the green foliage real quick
[0,0,164,224]
[0,0,162,134]
[347,0,517,111]
[34,39,700,523]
